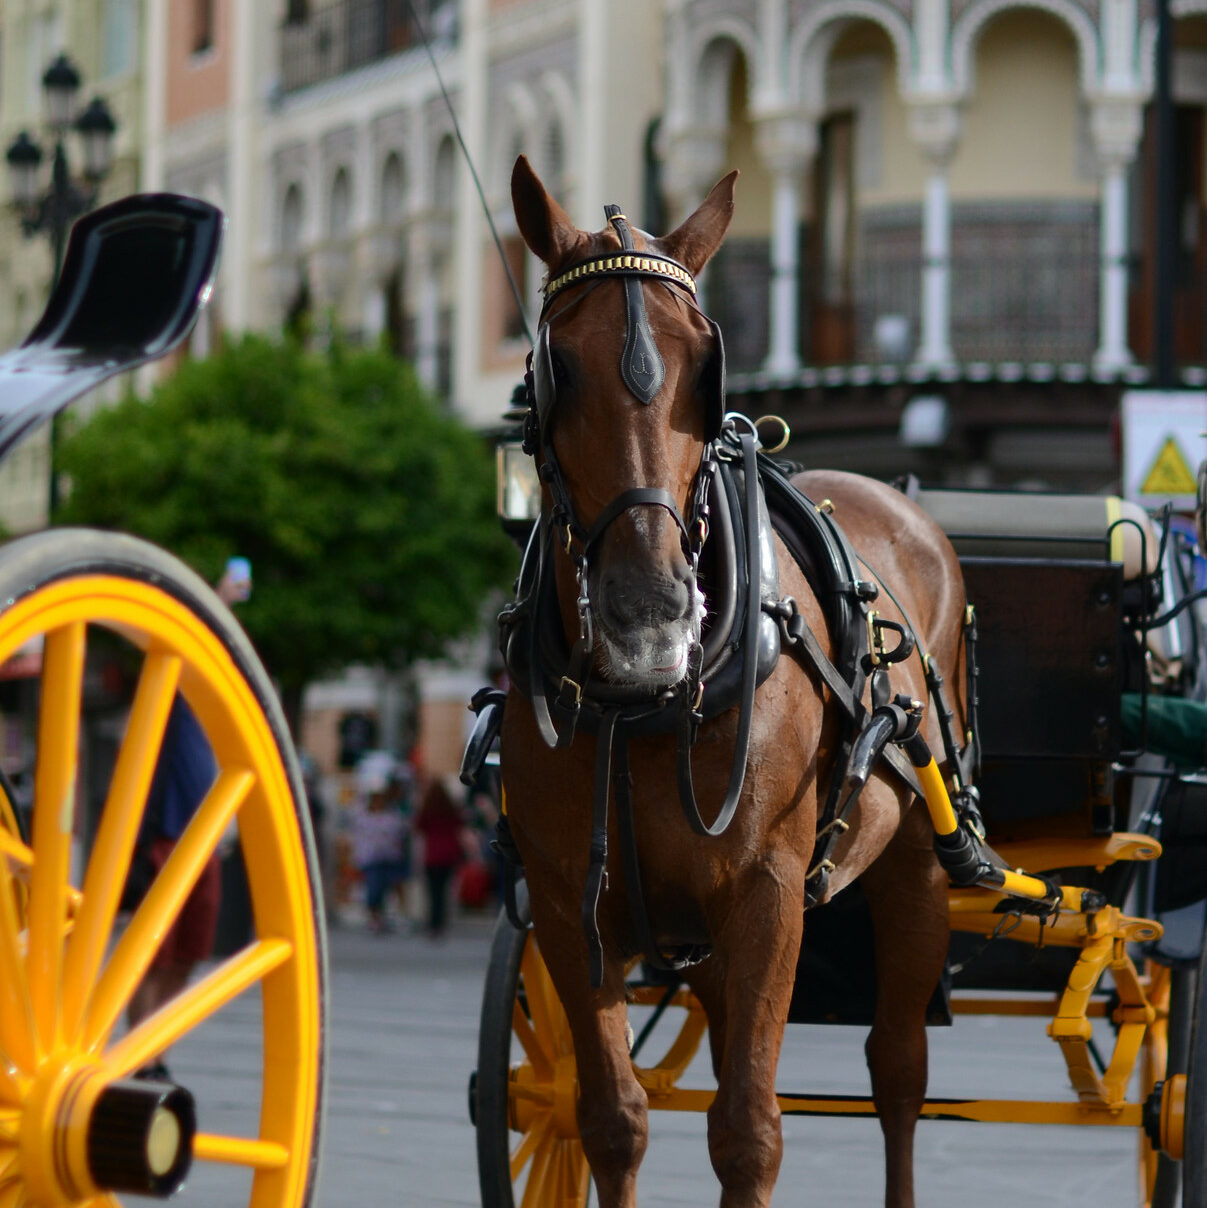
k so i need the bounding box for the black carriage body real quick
[789,485,1207,1020]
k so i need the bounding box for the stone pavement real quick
[166,903,1147,1207]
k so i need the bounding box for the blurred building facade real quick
[0,0,144,533]
[0,0,1205,769]
[132,0,1207,497]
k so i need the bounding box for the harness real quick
[475,204,976,987]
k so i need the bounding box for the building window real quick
[193,0,215,55]
[281,183,304,251]
[380,152,405,224]
[501,235,527,342]
[329,168,352,238]
[101,0,137,77]
[285,0,309,24]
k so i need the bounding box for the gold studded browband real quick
[541,251,697,306]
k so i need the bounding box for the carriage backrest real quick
[915,488,1162,840]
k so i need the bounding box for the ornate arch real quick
[950,0,1101,96]
[788,0,914,109]
[378,149,408,224]
[681,16,760,121]
[490,80,538,202]
[280,181,305,253]
[535,70,576,188]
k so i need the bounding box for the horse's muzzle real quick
[592,563,703,686]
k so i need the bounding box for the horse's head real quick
[512,156,737,689]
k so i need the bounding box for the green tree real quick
[55,334,515,731]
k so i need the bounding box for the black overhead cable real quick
[406,0,535,347]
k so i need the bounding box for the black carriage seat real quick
[912,488,1166,843]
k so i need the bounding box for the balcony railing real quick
[279,0,457,95]
[709,207,1104,374]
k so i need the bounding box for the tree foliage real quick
[55,334,515,717]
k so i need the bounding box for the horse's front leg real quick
[527,891,648,1208]
[861,797,950,1208]
[706,851,805,1208]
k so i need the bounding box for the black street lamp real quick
[6,53,117,284]
[4,52,117,517]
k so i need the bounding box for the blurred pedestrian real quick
[349,754,407,932]
[414,776,470,938]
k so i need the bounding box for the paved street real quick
[166,906,1151,1207]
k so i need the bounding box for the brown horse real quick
[500,154,968,1208]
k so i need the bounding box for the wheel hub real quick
[1142,1075,1185,1160]
[18,1056,195,1203]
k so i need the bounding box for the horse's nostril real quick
[602,569,693,628]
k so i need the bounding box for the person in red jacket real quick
[413,776,469,937]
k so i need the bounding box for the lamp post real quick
[4,53,117,517]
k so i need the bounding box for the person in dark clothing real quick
[126,695,219,1077]
[413,776,468,937]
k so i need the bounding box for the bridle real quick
[520,205,728,747]
[511,205,771,985]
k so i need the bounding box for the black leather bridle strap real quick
[583,486,689,552]
[582,708,619,988]
[603,205,665,405]
[673,431,762,837]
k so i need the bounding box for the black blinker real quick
[533,323,555,429]
[703,317,727,442]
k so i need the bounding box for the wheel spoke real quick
[193,1133,290,1170]
[27,621,87,1054]
[103,938,292,1077]
[83,768,255,1051]
[0,832,36,1075]
[513,998,553,1079]
[521,941,562,1057]
[520,1119,556,1208]
[62,651,182,1043]
[0,827,29,870]
[510,1112,551,1181]
[576,1146,591,1204]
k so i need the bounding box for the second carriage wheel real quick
[472,883,709,1208]
[0,528,326,1208]
[1183,925,1207,1206]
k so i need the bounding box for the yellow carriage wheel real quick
[472,882,708,1208]
[0,528,326,1208]
[1140,962,1171,1208]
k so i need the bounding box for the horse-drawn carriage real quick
[0,196,326,1208]
[467,158,1207,1207]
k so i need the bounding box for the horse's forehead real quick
[547,223,660,274]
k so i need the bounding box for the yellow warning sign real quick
[1141,436,1198,496]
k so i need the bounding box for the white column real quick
[920,167,953,366]
[1090,100,1142,373]
[1096,163,1131,371]
[415,258,441,392]
[224,0,258,331]
[140,0,168,193]
[411,215,449,393]
[755,113,816,377]
[908,102,961,368]
[766,168,805,376]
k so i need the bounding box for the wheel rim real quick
[1141,963,1170,1207]
[0,572,322,1207]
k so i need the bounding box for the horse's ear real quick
[658,170,739,276]
[512,155,581,267]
